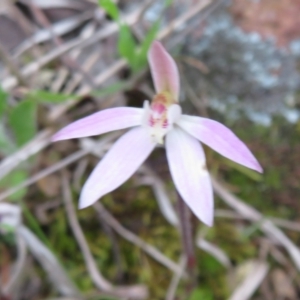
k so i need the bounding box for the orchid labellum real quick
[52,41,262,226]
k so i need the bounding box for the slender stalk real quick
[177,192,197,286]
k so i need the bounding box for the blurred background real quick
[0,0,300,299]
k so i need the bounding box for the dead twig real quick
[15,9,95,56]
[62,174,148,299]
[215,209,300,232]
[26,0,96,88]
[165,256,187,300]
[196,238,231,268]
[72,158,89,192]
[138,165,179,227]
[2,232,27,296]
[48,58,127,121]
[61,173,112,291]
[17,225,79,296]
[2,0,151,91]
[0,148,89,202]
[93,202,187,277]
[0,129,53,181]
[181,55,210,74]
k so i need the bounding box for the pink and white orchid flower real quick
[52,41,262,226]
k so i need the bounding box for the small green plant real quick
[99,0,160,72]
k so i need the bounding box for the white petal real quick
[166,127,214,226]
[177,115,263,172]
[52,107,144,141]
[79,127,156,208]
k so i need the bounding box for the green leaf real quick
[134,20,160,71]
[118,24,137,67]
[0,170,28,201]
[0,87,7,118]
[241,219,264,241]
[31,90,72,104]
[99,0,119,21]
[9,100,36,146]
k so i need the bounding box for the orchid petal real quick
[52,107,143,141]
[166,127,213,226]
[148,41,180,100]
[177,115,263,173]
[79,127,156,209]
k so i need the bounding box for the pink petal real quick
[148,41,180,100]
[178,115,263,173]
[166,128,213,226]
[79,127,155,208]
[52,107,143,141]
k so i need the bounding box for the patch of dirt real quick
[231,0,300,47]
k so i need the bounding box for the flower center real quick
[143,92,181,144]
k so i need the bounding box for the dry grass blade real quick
[0,148,89,202]
[62,174,148,299]
[212,176,300,271]
[2,233,27,296]
[196,238,231,268]
[139,166,179,227]
[157,0,213,40]
[48,59,127,121]
[228,260,269,300]
[4,0,152,91]
[61,174,112,292]
[215,209,300,232]
[165,256,187,300]
[17,10,94,54]
[17,225,79,296]
[271,269,297,299]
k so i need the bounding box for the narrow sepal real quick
[52,107,143,141]
[79,127,156,208]
[178,115,263,173]
[148,41,180,100]
[166,127,214,226]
